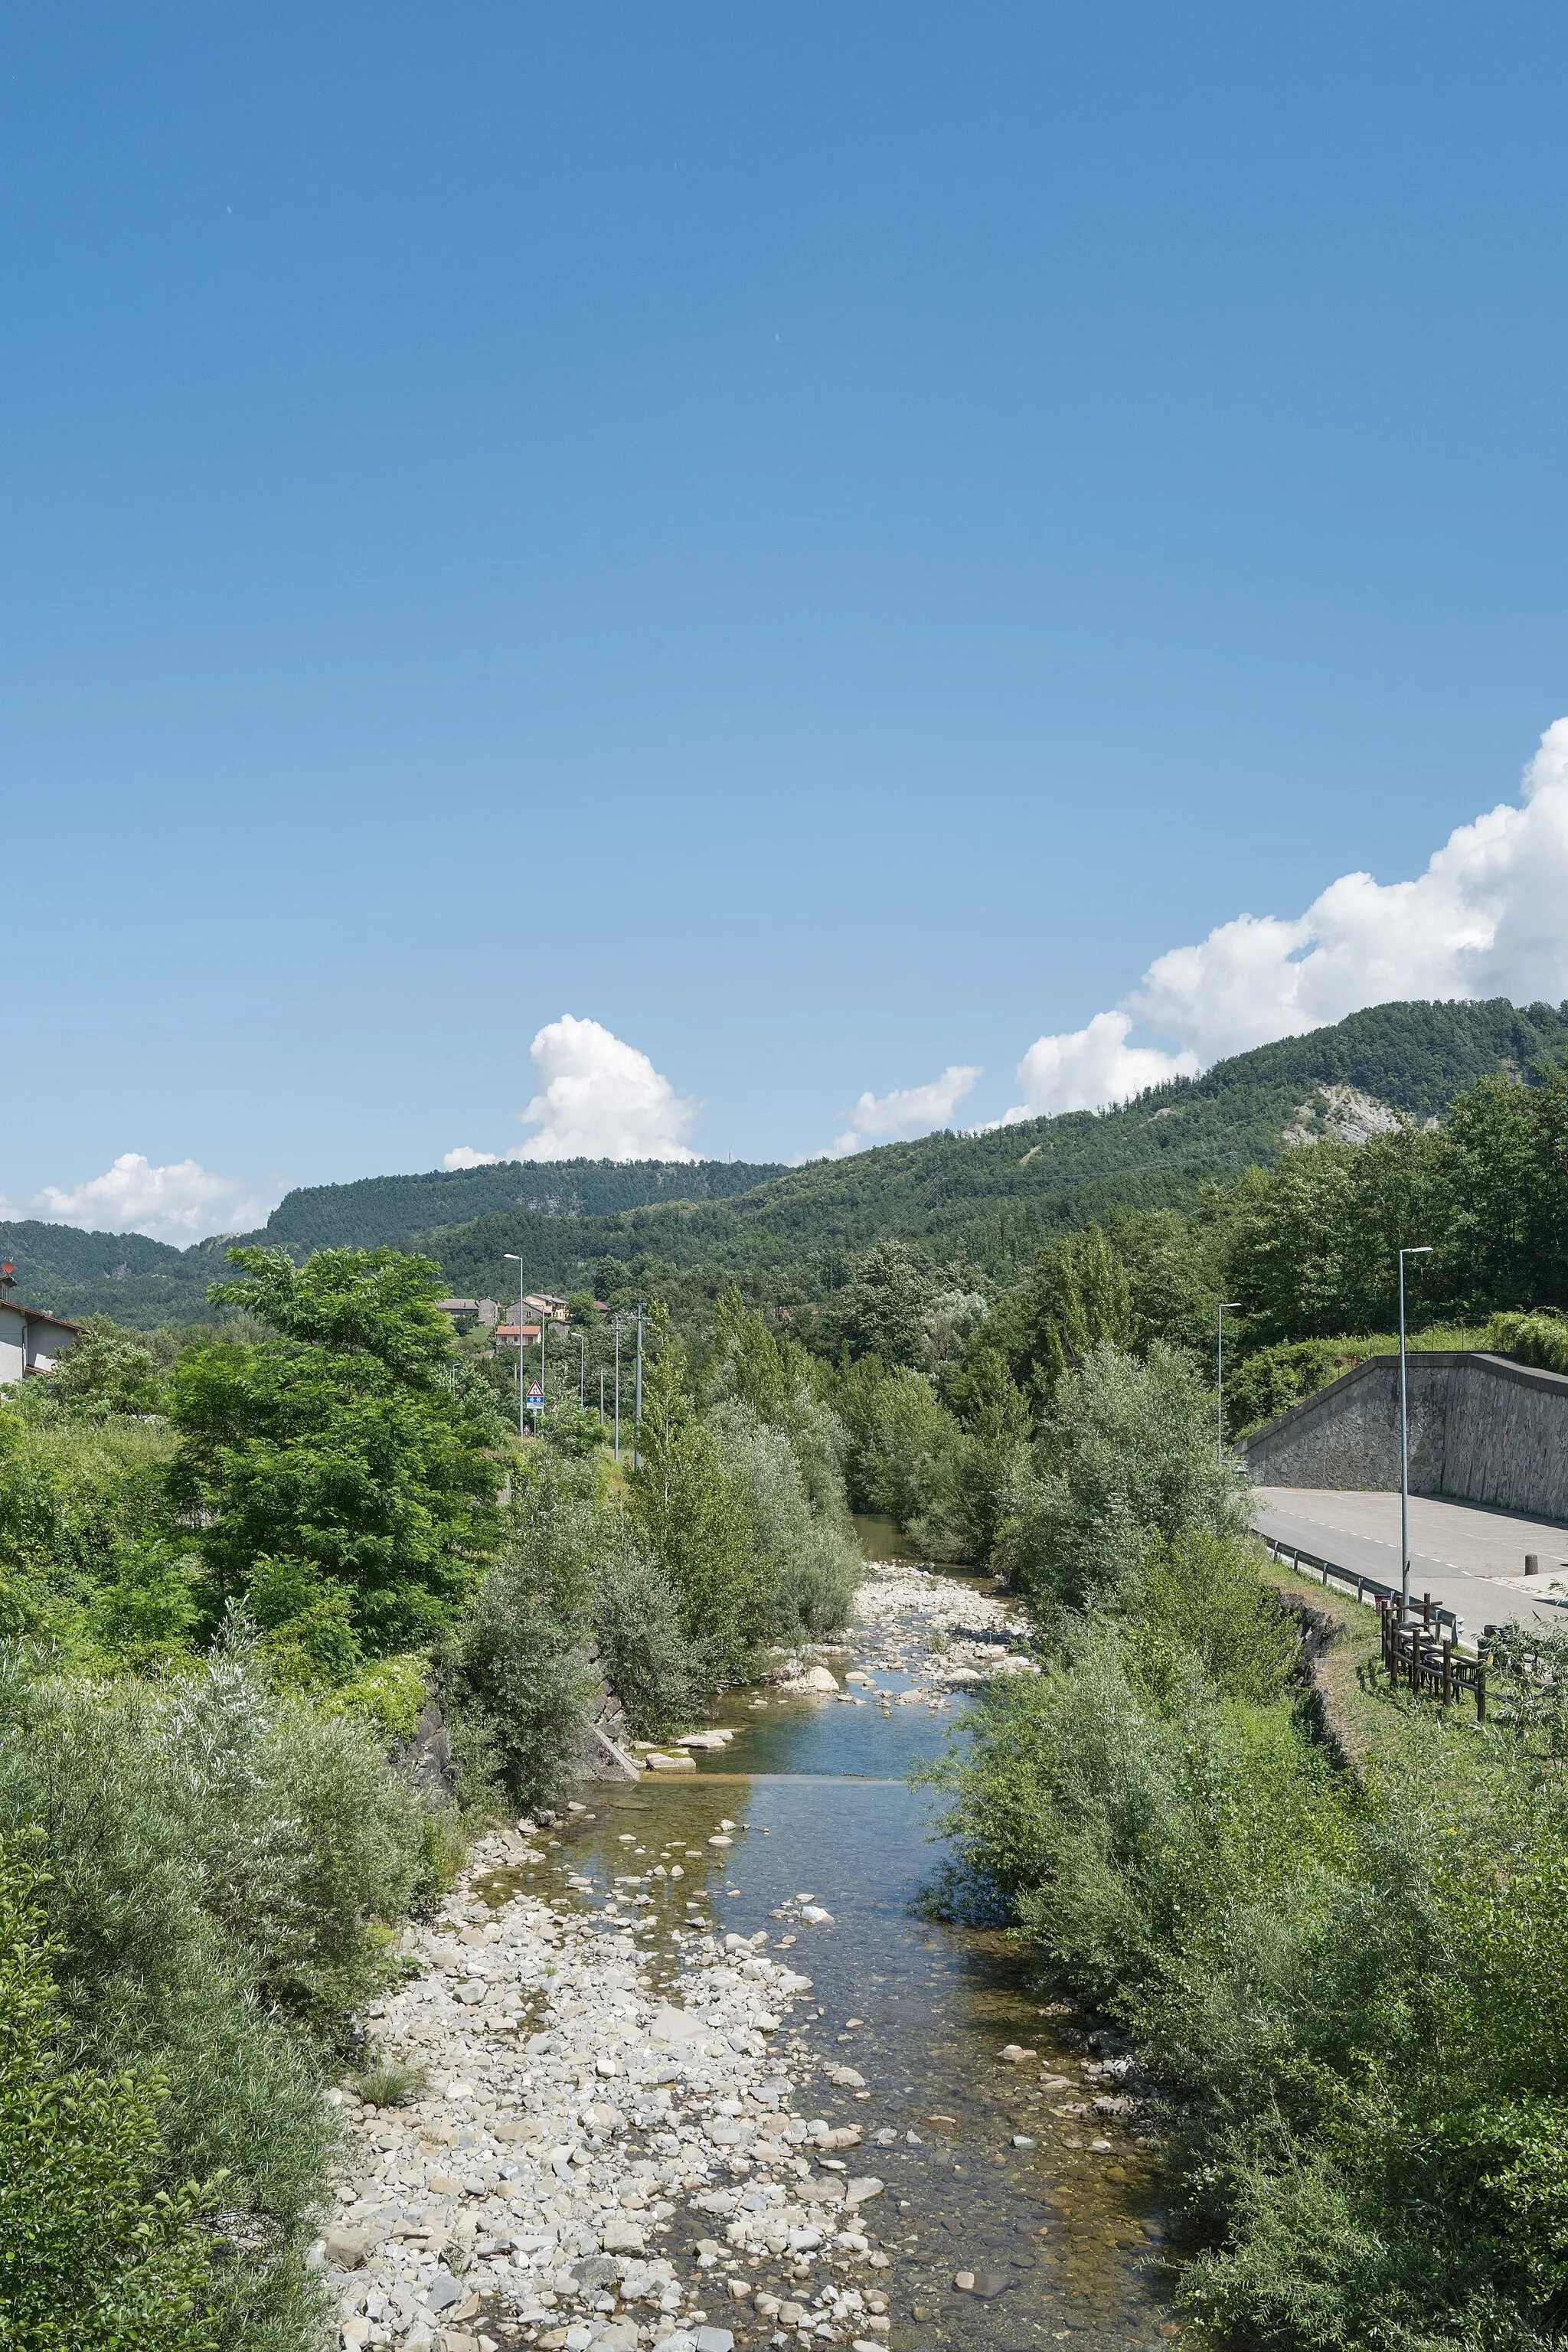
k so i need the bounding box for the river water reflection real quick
[524,1573,1178,2352]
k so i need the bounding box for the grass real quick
[1258,1550,1548,1801]
[346,2059,427,2109]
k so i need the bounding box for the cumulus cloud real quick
[827,1063,982,1158]
[514,1015,698,1161]
[443,1146,499,1170]
[31,1154,273,1243]
[1006,717,1568,1120]
[1008,1015,1197,1122]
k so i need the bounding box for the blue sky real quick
[6,4,1568,1236]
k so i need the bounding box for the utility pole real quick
[634,1298,645,1472]
[599,1366,605,1428]
[502,1254,525,1440]
[1399,1246,1433,1622]
[1217,1302,1242,1464]
[578,1328,586,1407]
[613,1318,621,1462]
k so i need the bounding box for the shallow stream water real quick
[479,1547,1178,2352]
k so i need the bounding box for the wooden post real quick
[1476,1664,1487,1725]
[1442,1638,1453,1706]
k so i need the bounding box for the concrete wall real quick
[1240,1351,1568,1524]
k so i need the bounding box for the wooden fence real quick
[1377,1595,1488,1720]
[1259,1532,1494,1721]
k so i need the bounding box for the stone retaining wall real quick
[1240,1351,1568,1523]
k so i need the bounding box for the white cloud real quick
[513,1014,699,1162]
[827,1064,983,1158]
[1007,717,1568,1119]
[443,1146,499,1170]
[31,1154,273,1243]
[1006,1014,1197,1120]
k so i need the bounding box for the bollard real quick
[1526,1554,1540,1577]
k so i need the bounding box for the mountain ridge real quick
[5,997,1566,1325]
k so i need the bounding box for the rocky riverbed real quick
[316,1563,1169,2352]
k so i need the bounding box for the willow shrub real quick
[1002,1341,1250,1609]
[593,1542,700,1740]
[0,1629,443,2350]
[0,1838,223,2352]
[443,1449,601,1803]
[707,1401,859,1642]
[936,1557,1568,2346]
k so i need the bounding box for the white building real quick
[0,1292,79,1386]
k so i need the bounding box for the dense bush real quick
[0,1411,194,1660]
[0,1629,444,2347]
[932,1323,1568,2352]
[1003,1341,1249,1608]
[1220,1335,1375,1438]
[443,1451,601,1805]
[836,1359,965,1554]
[0,1839,221,2351]
[1485,1306,1568,1374]
[593,1542,699,1740]
[707,1400,859,1640]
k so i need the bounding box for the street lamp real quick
[1399,1246,1434,1622]
[502,1255,525,1439]
[1217,1302,1242,1463]
[634,1298,645,1472]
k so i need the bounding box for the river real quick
[514,1537,1178,2352]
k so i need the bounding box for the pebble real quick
[320,1812,897,2350]
[317,1558,1098,2352]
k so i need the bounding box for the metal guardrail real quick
[1259,1532,1465,1646]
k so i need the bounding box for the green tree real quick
[626,1316,760,1684]
[823,1242,931,1369]
[989,1227,1135,1406]
[944,1346,1032,1563]
[168,1248,501,1654]
[24,1315,166,1423]
[1006,1341,1248,1609]
[1440,1062,1568,1314]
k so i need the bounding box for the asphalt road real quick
[1252,1485,1568,1638]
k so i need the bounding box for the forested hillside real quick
[255,1154,787,1256]
[403,995,1568,1307]
[5,998,1565,1325]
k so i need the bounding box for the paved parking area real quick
[1253,1485,1568,1637]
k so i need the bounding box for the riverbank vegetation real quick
[0,1251,858,2345]
[926,1340,1568,2352]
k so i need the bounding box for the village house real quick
[0,1263,78,1386]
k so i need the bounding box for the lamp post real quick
[1217,1302,1242,1463]
[1399,1246,1434,1622]
[502,1254,525,1440]
[634,1298,645,1472]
